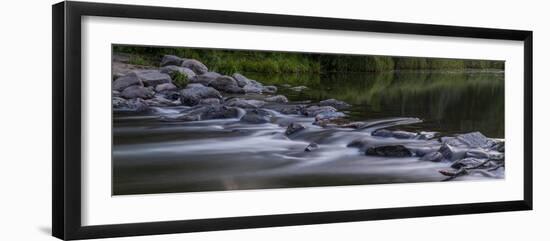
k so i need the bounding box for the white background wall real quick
[0,0,547,240]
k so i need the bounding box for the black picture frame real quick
[52,1,533,240]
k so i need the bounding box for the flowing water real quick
[113,70,504,195]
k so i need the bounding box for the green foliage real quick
[171,71,188,88]
[113,45,504,74]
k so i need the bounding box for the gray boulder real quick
[438,143,467,161]
[319,98,351,110]
[160,65,196,79]
[233,73,252,87]
[420,152,444,162]
[225,98,265,109]
[190,72,222,86]
[199,98,221,105]
[366,145,413,157]
[113,97,149,113]
[135,71,172,87]
[240,109,272,124]
[285,122,305,136]
[160,55,184,67]
[264,104,305,115]
[442,132,495,149]
[265,95,288,103]
[209,76,242,93]
[243,84,263,94]
[155,83,178,92]
[121,85,155,99]
[180,84,222,106]
[113,72,142,91]
[182,59,208,75]
[303,105,337,117]
[162,105,241,122]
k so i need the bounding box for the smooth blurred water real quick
[113,70,504,195]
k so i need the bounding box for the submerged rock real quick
[181,59,208,75]
[262,85,278,94]
[243,84,263,94]
[438,143,467,161]
[442,132,495,149]
[420,151,444,162]
[180,84,222,106]
[285,122,305,136]
[319,98,351,110]
[372,129,418,139]
[162,104,240,122]
[303,105,337,117]
[450,157,489,169]
[265,95,288,103]
[264,104,305,115]
[199,98,221,105]
[225,98,265,109]
[305,142,319,152]
[366,145,413,157]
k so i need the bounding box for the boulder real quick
[112,90,121,97]
[135,71,172,87]
[113,72,142,91]
[262,85,278,94]
[155,83,178,92]
[181,59,208,74]
[240,109,272,124]
[366,145,413,157]
[113,97,149,113]
[450,157,488,169]
[418,131,438,140]
[160,55,184,67]
[180,84,222,106]
[347,139,370,150]
[318,98,351,110]
[190,72,221,86]
[285,122,305,136]
[438,143,467,161]
[233,73,252,87]
[264,104,305,115]
[199,98,221,105]
[265,95,288,103]
[160,65,196,79]
[144,95,179,107]
[121,85,155,99]
[303,105,337,117]
[304,142,319,152]
[225,98,266,109]
[420,151,444,162]
[209,75,241,92]
[315,111,345,121]
[243,84,263,94]
[156,90,180,101]
[442,132,495,149]
[163,105,241,122]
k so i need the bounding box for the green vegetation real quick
[171,71,189,88]
[114,45,504,74]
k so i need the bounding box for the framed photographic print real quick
[52,1,533,240]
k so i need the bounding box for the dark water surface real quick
[113,70,504,195]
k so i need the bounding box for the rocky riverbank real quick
[112,54,505,181]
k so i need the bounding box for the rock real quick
[163,105,240,121]
[240,109,272,124]
[181,59,208,75]
[315,111,346,121]
[155,83,178,92]
[366,145,413,157]
[303,105,337,117]
[160,55,184,67]
[262,85,278,94]
[438,143,467,161]
[113,97,149,113]
[340,122,366,129]
[465,150,490,159]
[442,132,495,149]
[199,98,221,105]
[420,152,444,162]
[243,84,263,94]
[190,72,221,86]
[233,73,252,87]
[305,142,319,152]
[491,141,505,152]
[144,95,179,107]
[285,122,305,136]
[121,85,155,99]
[418,131,438,140]
[112,90,121,97]
[265,95,288,103]
[208,75,244,93]
[113,72,142,91]
[264,104,305,115]
[225,98,265,109]
[156,90,180,101]
[372,129,418,139]
[290,86,308,92]
[135,71,172,87]
[180,84,222,106]
[319,98,351,110]
[160,65,196,79]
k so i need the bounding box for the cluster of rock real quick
[347,130,505,179]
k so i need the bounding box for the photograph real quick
[111,45,505,195]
